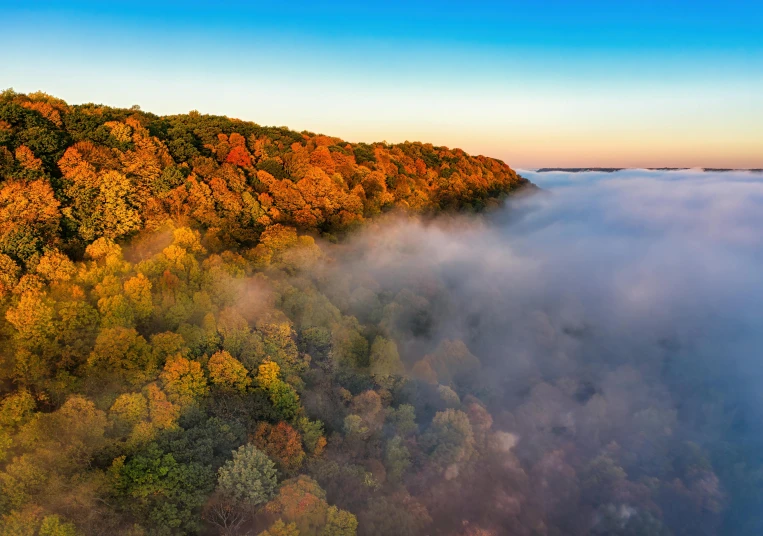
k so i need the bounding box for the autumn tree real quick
[258,520,299,536]
[0,179,60,264]
[87,327,154,386]
[160,354,209,405]
[264,476,357,536]
[252,422,305,474]
[208,350,251,392]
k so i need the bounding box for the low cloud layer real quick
[318,169,763,534]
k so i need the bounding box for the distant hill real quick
[534,167,763,173]
[535,167,628,173]
[703,168,763,173]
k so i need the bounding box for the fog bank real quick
[319,169,763,535]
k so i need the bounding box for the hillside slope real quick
[0,89,527,264]
[0,90,541,535]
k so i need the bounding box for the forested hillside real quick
[0,89,526,261]
[0,90,739,536]
[0,90,530,535]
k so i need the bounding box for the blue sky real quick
[2,1,761,167]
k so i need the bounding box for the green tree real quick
[385,404,417,438]
[384,436,411,483]
[217,444,278,510]
[368,336,403,389]
[269,381,301,422]
[113,443,214,534]
[422,409,475,471]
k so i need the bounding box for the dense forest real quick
[0,90,758,536]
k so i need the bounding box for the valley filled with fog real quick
[317,169,763,534]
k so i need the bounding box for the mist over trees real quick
[0,90,761,535]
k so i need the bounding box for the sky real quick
[1,0,762,168]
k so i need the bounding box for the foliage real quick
[253,421,306,474]
[216,444,278,509]
[160,355,209,405]
[208,350,251,392]
[114,442,214,534]
[264,475,357,536]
